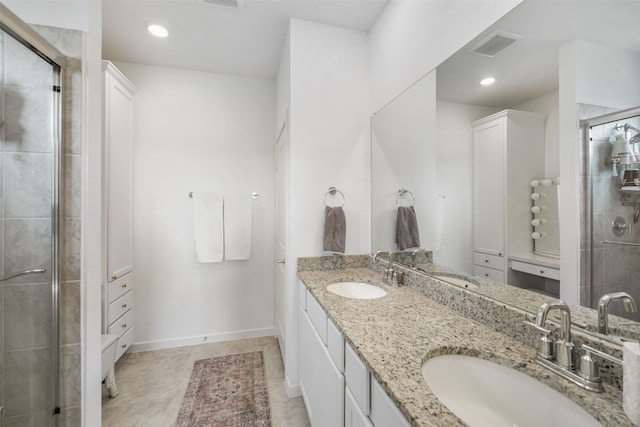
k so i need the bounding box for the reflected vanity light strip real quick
[188,191,259,199]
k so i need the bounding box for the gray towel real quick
[323,206,346,253]
[396,206,420,250]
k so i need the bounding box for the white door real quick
[275,119,288,360]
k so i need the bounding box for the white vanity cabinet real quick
[299,281,410,427]
[299,288,344,427]
[102,61,137,361]
[471,110,546,284]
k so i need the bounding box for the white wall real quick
[114,62,277,348]
[515,90,559,177]
[278,18,370,394]
[559,40,640,304]
[435,100,500,272]
[369,0,522,112]
[4,0,89,32]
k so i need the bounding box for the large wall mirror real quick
[371,0,640,340]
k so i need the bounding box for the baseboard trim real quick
[129,326,277,352]
[285,376,301,398]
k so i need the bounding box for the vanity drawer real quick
[299,280,307,311]
[106,273,133,304]
[510,260,560,281]
[345,342,370,416]
[327,317,344,373]
[473,252,504,271]
[307,293,327,344]
[107,308,133,336]
[115,326,134,360]
[108,290,133,323]
[473,265,505,283]
[370,376,411,427]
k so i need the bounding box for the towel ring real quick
[396,188,415,207]
[324,186,345,207]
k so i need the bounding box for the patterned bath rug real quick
[176,351,271,427]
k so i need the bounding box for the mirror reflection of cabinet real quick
[472,110,546,284]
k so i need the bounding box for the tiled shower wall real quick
[0,25,82,426]
[580,103,640,322]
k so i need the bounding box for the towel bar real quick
[324,186,345,207]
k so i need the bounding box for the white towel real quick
[192,192,224,263]
[224,194,253,260]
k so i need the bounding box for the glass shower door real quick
[1,26,60,426]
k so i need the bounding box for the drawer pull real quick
[485,273,489,277]
[111,275,117,280]
[122,324,127,328]
[540,270,545,274]
[121,344,127,348]
[122,304,127,308]
[122,283,127,288]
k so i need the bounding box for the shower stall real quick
[0,5,69,425]
[583,106,640,322]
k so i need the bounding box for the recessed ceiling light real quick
[480,77,496,86]
[148,24,169,38]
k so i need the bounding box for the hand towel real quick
[396,206,420,250]
[224,194,253,260]
[192,192,224,263]
[323,206,346,253]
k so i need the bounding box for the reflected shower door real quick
[1,26,59,426]
[587,113,640,322]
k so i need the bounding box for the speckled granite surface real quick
[298,266,633,427]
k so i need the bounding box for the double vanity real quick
[297,255,634,426]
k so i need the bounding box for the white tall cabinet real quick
[102,61,137,361]
[471,110,545,284]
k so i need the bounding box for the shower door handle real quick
[0,268,46,282]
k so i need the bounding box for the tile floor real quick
[102,336,311,426]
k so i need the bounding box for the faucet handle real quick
[524,321,554,360]
[578,344,622,383]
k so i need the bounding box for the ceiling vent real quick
[470,31,522,58]
[200,0,243,8]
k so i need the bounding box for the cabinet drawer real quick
[370,376,411,427]
[307,293,327,344]
[327,317,344,373]
[106,273,133,303]
[115,327,134,361]
[299,280,307,311]
[107,308,133,337]
[510,260,560,281]
[108,291,133,323]
[473,252,504,271]
[345,342,369,416]
[345,386,373,427]
[473,265,505,283]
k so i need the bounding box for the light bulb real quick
[531,206,541,214]
[531,232,541,239]
[531,193,540,200]
[531,219,541,226]
[530,180,540,188]
[148,24,169,38]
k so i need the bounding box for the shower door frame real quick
[0,3,67,423]
[581,105,640,311]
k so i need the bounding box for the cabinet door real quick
[299,308,316,423]
[105,72,134,281]
[345,387,373,427]
[317,343,344,427]
[473,119,505,256]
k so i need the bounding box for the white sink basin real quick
[431,275,479,290]
[326,282,387,299]
[421,355,601,427]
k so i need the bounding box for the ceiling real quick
[436,1,640,108]
[102,0,388,79]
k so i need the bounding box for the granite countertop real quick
[298,267,633,427]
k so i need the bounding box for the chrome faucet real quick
[597,292,638,335]
[526,299,618,392]
[536,300,574,369]
[373,251,401,285]
[411,248,427,268]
